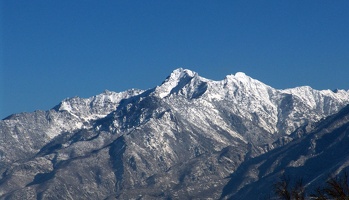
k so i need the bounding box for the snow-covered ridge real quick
[57,89,144,122]
[282,86,349,115]
[3,68,349,140]
[38,89,144,138]
[152,68,349,135]
[156,68,349,103]
[4,68,347,140]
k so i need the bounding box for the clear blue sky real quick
[1,1,349,119]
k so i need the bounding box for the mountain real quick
[221,104,349,199]
[0,89,143,166]
[0,68,348,199]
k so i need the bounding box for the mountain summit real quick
[0,68,348,199]
[155,68,207,99]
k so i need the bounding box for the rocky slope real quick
[0,68,348,199]
[221,104,349,199]
[0,90,142,170]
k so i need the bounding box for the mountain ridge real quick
[1,68,349,199]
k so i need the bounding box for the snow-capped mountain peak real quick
[171,68,197,78]
[1,68,349,199]
[234,71,249,80]
[155,68,206,98]
[224,72,269,89]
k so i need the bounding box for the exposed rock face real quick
[0,68,348,199]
